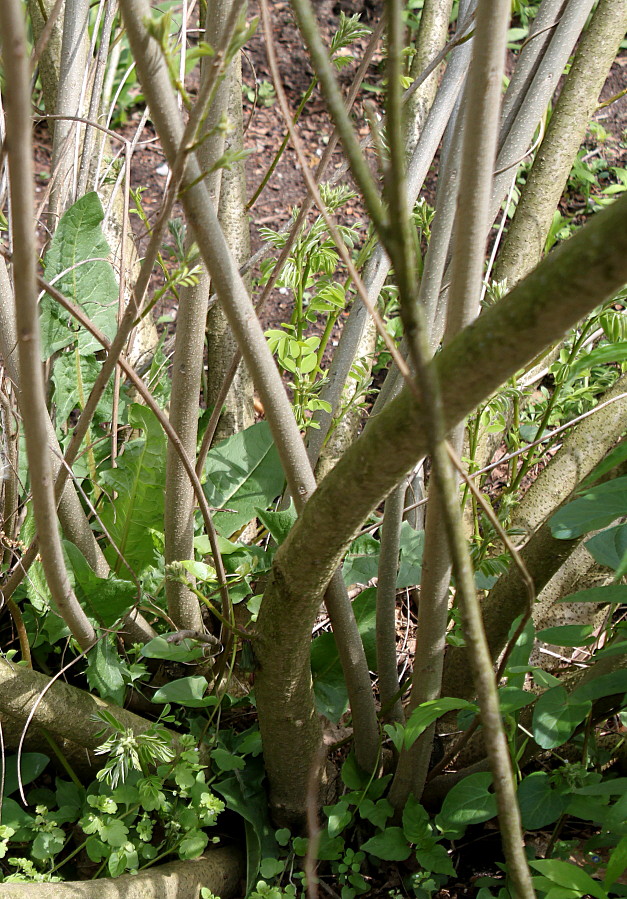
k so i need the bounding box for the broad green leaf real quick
[256,504,297,545]
[570,670,627,704]
[152,676,216,707]
[361,827,411,861]
[517,772,569,829]
[358,798,393,829]
[503,616,535,688]
[214,757,277,893]
[404,698,475,750]
[311,589,377,721]
[325,799,352,838]
[179,829,209,860]
[605,835,627,890]
[40,192,119,359]
[566,342,627,381]
[211,748,246,772]
[402,795,430,844]
[436,773,497,838]
[557,585,627,604]
[586,523,627,571]
[99,404,166,576]
[536,624,595,647]
[52,352,118,431]
[415,844,456,877]
[2,753,50,798]
[31,828,65,860]
[340,752,371,791]
[550,478,627,539]
[100,818,129,848]
[532,686,591,749]
[86,638,126,705]
[342,534,380,587]
[65,542,137,627]
[140,635,205,663]
[498,686,535,714]
[203,421,285,537]
[397,523,425,588]
[0,798,35,842]
[529,859,608,899]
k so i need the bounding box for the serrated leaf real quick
[86,638,126,705]
[203,421,285,537]
[40,192,119,359]
[52,352,118,430]
[99,404,166,575]
[65,542,137,627]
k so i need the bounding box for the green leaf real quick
[256,503,297,545]
[404,698,475,750]
[536,624,596,647]
[31,828,65,860]
[203,421,285,537]
[100,818,129,848]
[528,859,608,899]
[140,635,205,663]
[340,752,370,791]
[179,829,209,859]
[2,753,49,797]
[325,799,352,838]
[152,676,216,707]
[397,523,425,588]
[532,686,591,749]
[40,192,119,359]
[586,523,627,570]
[415,844,456,877]
[566,342,627,381]
[99,404,166,576]
[358,798,393,829]
[517,772,569,829]
[361,827,411,861]
[0,798,35,842]
[435,773,497,838]
[550,478,627,539]
[311,589,377,721]
[86,638,126,705]
[214,758,277,894]
[498,686,535,714]
[570,670,627,704]
[557,585,627,604]
[605,835,627,890]
[402,795,430,844]
[211,748,246,772]
[65,542,137,627]
[52,353,118,430]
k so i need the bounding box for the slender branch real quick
[0,0,96,651]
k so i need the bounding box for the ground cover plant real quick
[0,0,627,896]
